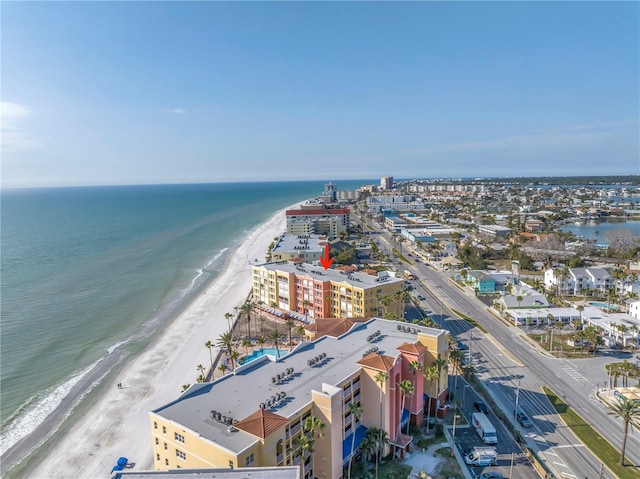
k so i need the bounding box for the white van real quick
[464,447,498,466]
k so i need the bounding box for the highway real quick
[364,223,639,478]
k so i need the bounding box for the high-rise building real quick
[251,262,404,321]
[380,176,393,190]
[285,208,350,236]
[149,318,449,478]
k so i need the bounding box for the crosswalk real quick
[559,365,588,382]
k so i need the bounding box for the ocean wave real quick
[0,359,102,454]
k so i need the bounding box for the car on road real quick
[456,339,468,350]
[474,399,489,414]
[417,294,425,300]
[515,407,533,428]
[480,473,504,479]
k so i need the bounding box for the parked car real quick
[457,339,468,350]
[480,473,504,479]
[417,294,425,300]
[474,399,489,414]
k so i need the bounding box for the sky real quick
[1,1,639,188]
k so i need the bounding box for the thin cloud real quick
[169,108,186,114]
[1,102,40,152]
[415,122,635,155]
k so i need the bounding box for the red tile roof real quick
[357,353,396,372]
[397,341,427,356]
[234,409,289,439]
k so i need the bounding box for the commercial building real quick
[149,318,449,478]
[252,262,404,321]
[380,176,394,190]
[477,224,512,238]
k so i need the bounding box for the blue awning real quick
[401,408,410,427]
[342,425,368,462]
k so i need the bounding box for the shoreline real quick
[7,204,293,479]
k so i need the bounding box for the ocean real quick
[0,181,367,463]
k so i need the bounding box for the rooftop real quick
[152,318,446,454]
[256,262,403,288]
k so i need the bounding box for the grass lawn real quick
[451,308,488,333]
[377,461,413,478]
[543,386,640,479]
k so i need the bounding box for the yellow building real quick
[252,262,404,321]
[150,318,449,478]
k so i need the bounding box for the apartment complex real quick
[149,318,449,478]
[285,208,350,236]
[543,267,613,296]
[271,234,327,263]
[252,262,404,321]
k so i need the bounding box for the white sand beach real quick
[28,206,291,478]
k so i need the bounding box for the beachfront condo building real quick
[270,234,328,264]
[149,318,449,478]
[251,262,405,321]
[285,208,350,237]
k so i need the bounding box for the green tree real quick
[347,401,363,479]
[395,380,415,452]
[267,329,282,358]
[285,317,296,347]
[423,365,438,433]
[205,340,214,374]
[433,356,447,412]
[374,371,388,479]
[610,397,640,465]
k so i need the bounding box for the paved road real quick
[367,224,639,478]
[413,261,640,478]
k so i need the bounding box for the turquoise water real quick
[589,301,620,310]
[0,181,368,457]
[240,348,289,364]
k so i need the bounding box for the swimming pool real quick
[589,301,620,310]
[239,348,289,365]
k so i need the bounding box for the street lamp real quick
[514,380,521,426]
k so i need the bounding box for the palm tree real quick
[395,380,415,453]
[347,401,363,479]
[224,312,233,330]
[216,330,235,358]
[268,329,282,358]
[196,363,206,378]
[450,349,465,391]
[433,355,447,412]
[181,383,191,392]
[296,324,306,343]
[302,299,311,323]
[239,338,251,357]
[423,365,438,433]
[205,340,214,374]
[285,317,296,347]
[611,397,640,465]
[259,315,267,336]
[297,415,325,474]
[230,350,240,369]
[241,301,254,338]
[516,295,523,308]
[407,360,422,435]
[373,371,388,479]
[196,374,206,383]
[576,304,585,325]
[256,336,266,352]
[218,363,228,376]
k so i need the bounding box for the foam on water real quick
[0,359,102,453]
